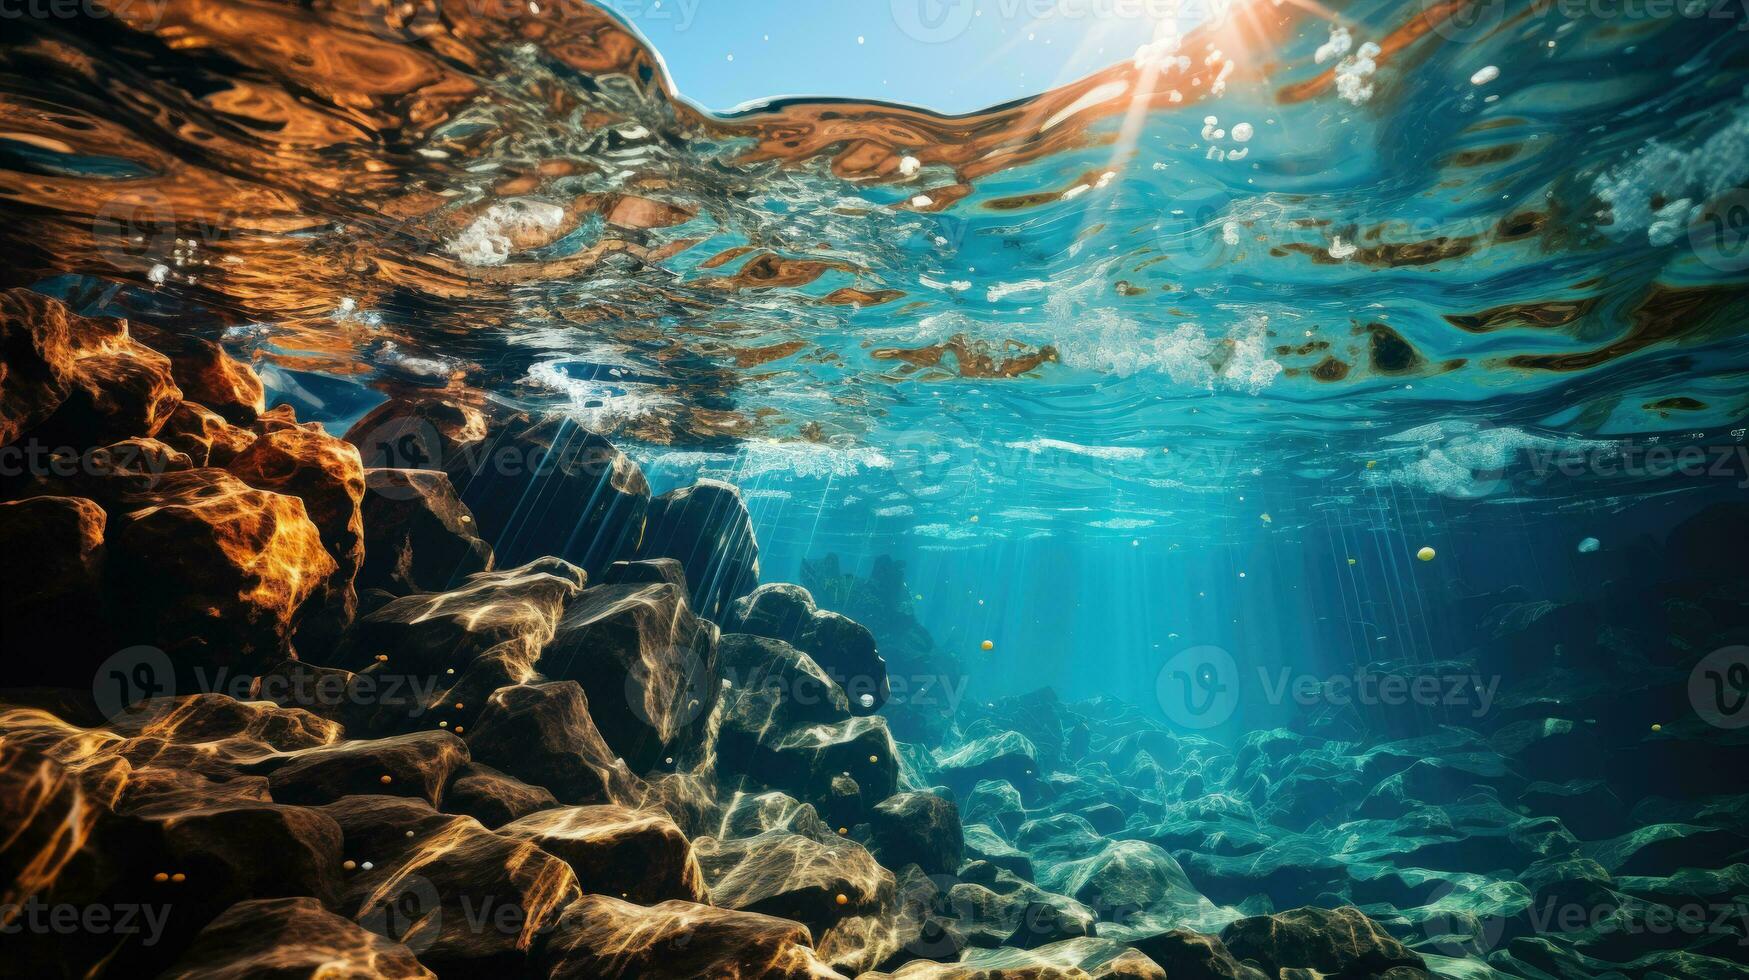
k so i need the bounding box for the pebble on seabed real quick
[835,893,849,906]
[1417,546,1436,562]
[379,774,393,784]
[981,640,994,651]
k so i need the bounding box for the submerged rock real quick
[499,804,708,904]
[1219,906,1428,978]
[869,791,965,877]
[865,938,1164,978]
[694,830,895,936]
[638,478,760,622]
[0,496,108,687]
[357,468,493,594]
[165,897,434,979]
[541,580,720,772]
[726,583,890,714]
[541,894,847,979]
[463,680,639,806]
[106,468,335,677]
[445,412,648,579]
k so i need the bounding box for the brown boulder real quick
[25,297,182,452]
[165,896,435,979]
[694,830,895,939]
[442,413,649,578]
[0,496,108,687]
[106,469,335,676]
[499,804,708,904]
[541,581,720,772]
[144,333,265,425]
[336,558,584,678]
[636,478,759,621]
[344,395,489,473]
[1219,906,1428,979]
[358,467,492,594]
[442,762,558,829]
[464,680,639,806]
[333,800,580,972]
[228,423,366,645]
[0,287,76,446]
[542,894,847,980]
[157,401,257,467]
[256,730,470,808]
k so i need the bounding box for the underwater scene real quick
[2,0,1749,976]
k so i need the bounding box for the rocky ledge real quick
[4,288,1749,980]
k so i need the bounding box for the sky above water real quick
[604,0,1194,112]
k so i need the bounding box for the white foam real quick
[1593,94,1749,245]
[445,198,566,267]
[1007,438,1149,460]
[1314,26,1352,65]
[1335,42,1382,106]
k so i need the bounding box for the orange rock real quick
[0,496,110,687]
[154,334,265,424]
[1,289,182,451]
[157,401,258,467]
[107,468,336,674]
[0,288,77,446]
[344,395,488,473]
[228,425,366,648]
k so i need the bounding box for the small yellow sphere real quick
[1416,546,1436,562]
[980,640,994,651]
[378,774,393,785]
[868,755,879,764]
[968,514,980,523]
[1651,723,1663,732]
[835,893,849,906]
[152,872,169,883]
[838,826,849,835]
[170,873,186,883]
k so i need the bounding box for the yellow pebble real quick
[838,827,848,835]
[1366,460,1377,469]
[454,703,464,710]
[1651,723,1663,732]
[868,755,879,764]
[343,860,357,871]
[1346,558,1357,566]
[379,775,393,785]
[980,640,994,651]
[375,654,388,663]
[170,873,186,883]
[835,893,849,906]
[453,726,464,735]
[1416,546,1436,562]
[438,721,449,728]
[968,514,980,523]
[153,872,168,883]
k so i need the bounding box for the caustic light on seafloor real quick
[1417,547,1436,562]
[981,640,994,651]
